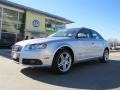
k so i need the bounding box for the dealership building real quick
[0,0,73,41]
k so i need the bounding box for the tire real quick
[52,49,73,74]
[100,49,109,63]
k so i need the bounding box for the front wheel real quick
[100,49,109,63]
[52,49,73,73]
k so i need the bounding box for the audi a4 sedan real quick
[11,28,109,73]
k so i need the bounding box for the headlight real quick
[24,43,47,50]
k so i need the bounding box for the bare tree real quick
[108,38,120,50]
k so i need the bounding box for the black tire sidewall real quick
[52,49,73,73]
[101,49,109,63]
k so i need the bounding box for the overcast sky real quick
[8,0,120,40]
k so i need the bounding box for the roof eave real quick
[0,0,74,24]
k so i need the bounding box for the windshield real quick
[48,29,77,37]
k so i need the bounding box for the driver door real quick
[75,29,94,61]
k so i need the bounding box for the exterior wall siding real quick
[25,11,45,31]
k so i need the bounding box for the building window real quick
[45,19,65,35]
[2,8,18,32]
[0,7,25,41]
[18,13,24,30]
[18,12,25,40]
[1,8,24,33]
[0,7,2,19]
[0,7,2,30]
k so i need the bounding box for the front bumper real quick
[11,49,53,67]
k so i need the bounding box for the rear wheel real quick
[52,49,73,73]
[100,49,109,63]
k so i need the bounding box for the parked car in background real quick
[0,32,16,48]
[11,28,109,73]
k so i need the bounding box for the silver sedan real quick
[11,28,109,73]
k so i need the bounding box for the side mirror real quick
[77,33,87,38]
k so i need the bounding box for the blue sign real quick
[33,20,40,27]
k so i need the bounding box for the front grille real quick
[22,59,43,65]
[12,45,22,52]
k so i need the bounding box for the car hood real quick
[15,37,71,46]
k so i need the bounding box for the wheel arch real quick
[52,46,75,65]
[104,47,109,54]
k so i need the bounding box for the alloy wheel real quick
[57,52,72,72]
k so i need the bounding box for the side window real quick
[77,29,91,38]
[91,31,103,40]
